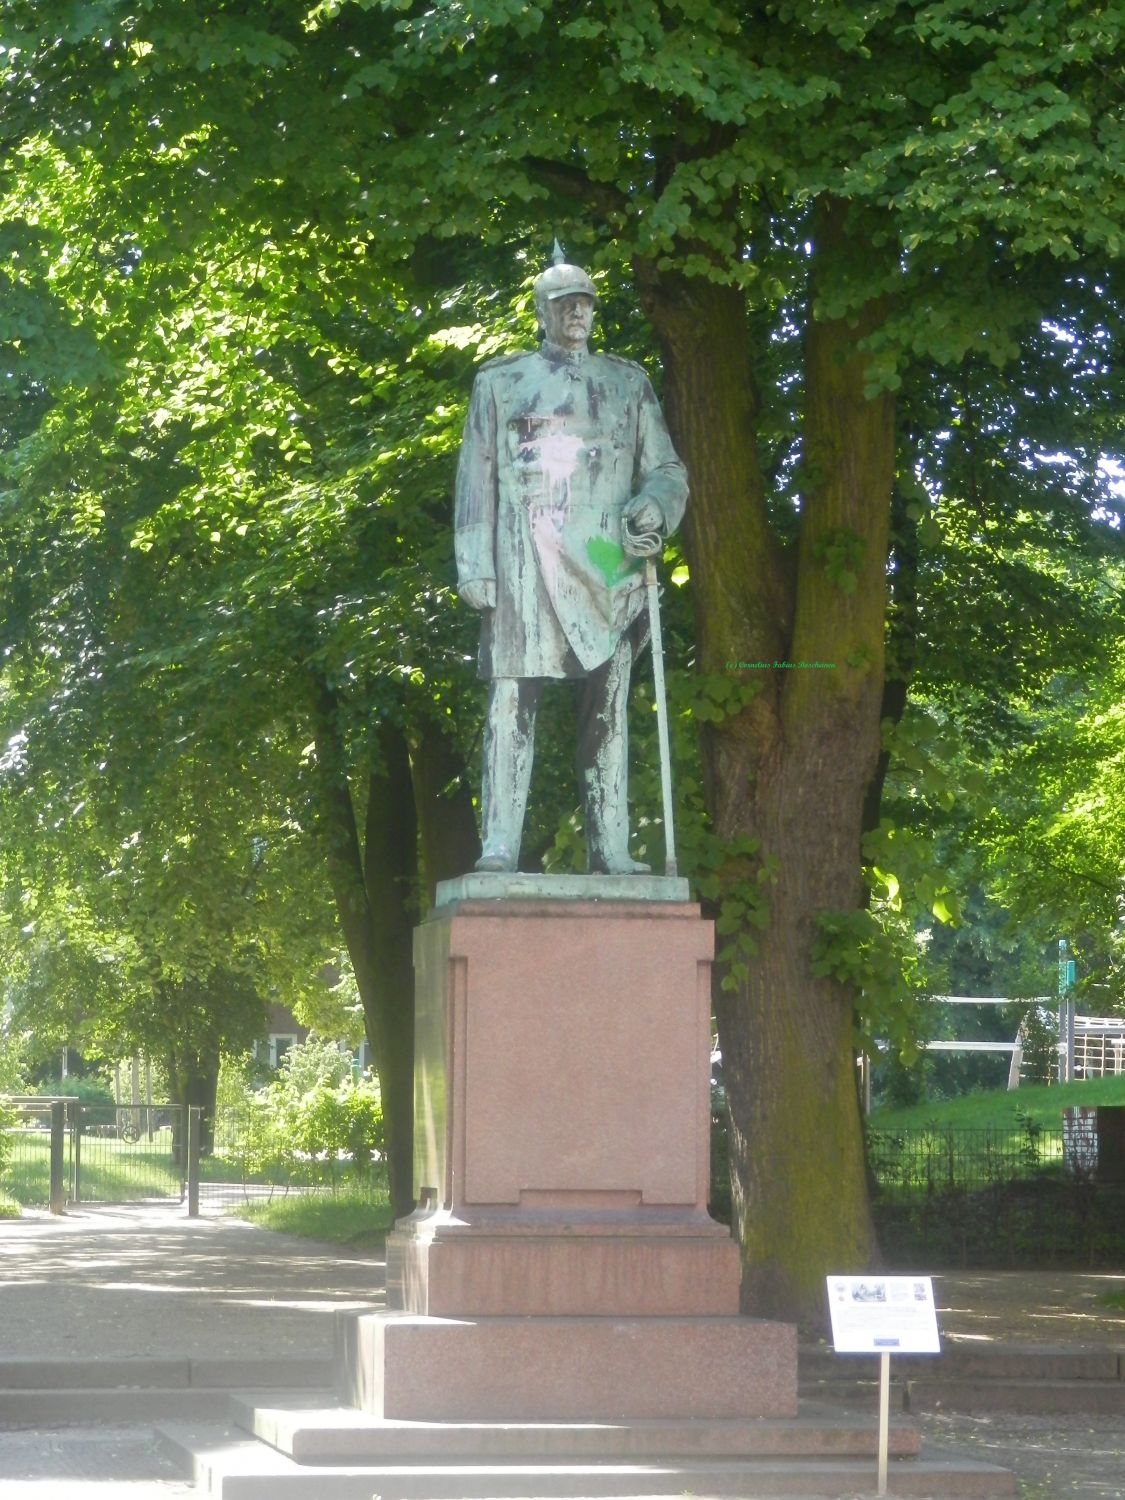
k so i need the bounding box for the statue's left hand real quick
[622,497,664,558]
[624,497,664,533]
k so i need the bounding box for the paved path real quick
[1,1203,1122,1495]
[0,1203,384,1361]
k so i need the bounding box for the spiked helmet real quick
[533,239,597,313]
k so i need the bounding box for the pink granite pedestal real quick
[339,890,796,1424]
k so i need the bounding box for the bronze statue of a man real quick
[454,247,688,874]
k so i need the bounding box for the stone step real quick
[800,1342,1122,1384]
[0,1358,334,1426]
[800,1339,1125,1416]
[0,1387,233,1424]
[906,1376,1125,1415]
[158,1419,1016,1499]
[798,1378,905,1413]
[0,1355,334,1391]
[229,1392,921,1464]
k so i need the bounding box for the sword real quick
[625,521,677,877]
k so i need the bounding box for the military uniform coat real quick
[454,341,688,679]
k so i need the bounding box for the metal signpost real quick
[826,1275,942,1496]
[1059,939,1077,1083]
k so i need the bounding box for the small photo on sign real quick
[850,1281,887,1303]
[826,1275,941,1354]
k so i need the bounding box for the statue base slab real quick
[386,1206,738,1317]
[336,1312,797,1422]
[435,871,691,906]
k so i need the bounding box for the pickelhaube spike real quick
[534,242,597,306]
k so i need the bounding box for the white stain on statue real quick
[535,430,587,490]
[528,429,587,603]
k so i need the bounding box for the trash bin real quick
[1062,1105,1125,1183]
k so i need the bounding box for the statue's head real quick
[533,242,597,351]
[533,240,597,325]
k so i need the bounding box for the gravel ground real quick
[918,1410,1125,1500]
[931,1270,1125,1348]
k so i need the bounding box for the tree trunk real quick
[641,204,895,1323]
[362,719,419,1221]
[308,678,417,1218]
[410,718,480,902]
[166,1045,219,1161]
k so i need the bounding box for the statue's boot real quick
[475,848,517,873]
[579,641,650,876]
[476,677,541,873]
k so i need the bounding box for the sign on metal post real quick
[827,1276,941,1496]
[1058,940,1077,1082]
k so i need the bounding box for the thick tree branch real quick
[522,156,629,222]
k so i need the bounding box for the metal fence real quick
[867,1125,1124,1269]
[2,1096,389,1213]
[2,1099,185,1207]
[866,1124,1065,1192]
[199,1102,388,1206]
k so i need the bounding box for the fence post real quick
[187,1106,201,1218]
[72,1102,82,1205]
[49,1101,66,1214]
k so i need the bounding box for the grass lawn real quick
[231,1191,394,1249]
[869,1074,1125,1134]
[2,1127,184,1205]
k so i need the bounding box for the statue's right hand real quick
[459,579,496,611]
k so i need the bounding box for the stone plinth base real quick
[402,897,736,1317]
[352,894,792,1442]
[386,1210,739,1317]
[336,1312,797,1423]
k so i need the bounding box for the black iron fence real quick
[867,1124,1125,1268]
[2,1098,185,1207]
[2,1096,389,1213]
[867,1123,1067,1191]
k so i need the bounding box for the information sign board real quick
[826,1275,941,1354]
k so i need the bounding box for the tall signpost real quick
[1058,939,1077,1083]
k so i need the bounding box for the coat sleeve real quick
[631,374,689,536]
[454,369,498,586]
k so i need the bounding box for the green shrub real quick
[35,1075,116,1126]
[276,1035,354,1094]
[0,1188,20,1220]
[0,1095,15,1181]
[0,1028,29,1095]
[217,1036,383,1191]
